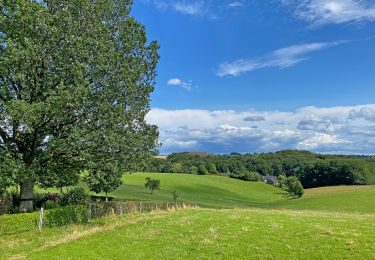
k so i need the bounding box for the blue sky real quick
[132,0,375,154]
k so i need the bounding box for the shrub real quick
[60,188,88,207]
[190,166,198,174]
[0,193,8,215]
[198,165,208,175]
[209,163,217,174]
[286,176,304,197]
[44,200,59,210]
[0,212,39,235]
[243,172,261,182]
[43,205,88,227]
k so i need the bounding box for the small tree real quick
[209,163,217,174]
[170,163,183,173]
[198,165,208,175]
[190,166,198,174]
[145,177,160,194]
[286,176,304,197]
[84,170,122,202]
[277,175,287,188]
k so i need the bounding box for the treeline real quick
[145,150,375,188]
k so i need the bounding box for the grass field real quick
[1,208,374,259]
[105,173,375,213]
[274,185,375,213]
[110,173,288,209]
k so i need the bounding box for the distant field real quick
[274,185,375,213]
[36,173,375,213]
[1,209,374,259]
[111,173,288,208]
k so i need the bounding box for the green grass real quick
[274,185,375,213]
[1,208,374,259]
[111,173,288,208]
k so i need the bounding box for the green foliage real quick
[170,163,183,173]
[208,163,217,174]
[172,191,178,202]
[0,0,159,211]
[286,176,304,197]
[43,205,88,228]
[60,188,88,207]
[277,175,287,188]
[190,166,198,174]
[243,172,261,181]
[0,212,39,235]
[145,151,375,188]
[44,200,59,210]
[144,177,160,194]
[84,170,122,200]
[198,165,208,175]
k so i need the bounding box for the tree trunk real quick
[105,193,108,202]
[19,180,35,213]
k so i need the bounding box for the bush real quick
[198,165,208,175]
[44,200,59,210]
[286,176,304,197]
[0,212,39,235]
[0,193,8,215]
[60,188,88,206]
[243,172,261,181]
[44,205,88,227]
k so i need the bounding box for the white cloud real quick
[172,1,205,15]
[282,0,375,25]
[228,1,244,8]
[217,41,344,77]
[146,104,375,154]
[167,78,194,91]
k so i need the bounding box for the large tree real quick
[0,0,159,212]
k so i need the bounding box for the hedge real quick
[0,205,88,235]
[43,205,88,227]
[0,212,39,235]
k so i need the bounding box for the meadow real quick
[108,173,375,213]
[1,208,374,259]
[3,173,375,259]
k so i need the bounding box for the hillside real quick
[274,185,375,213]
[110,173,287,208]
[1,209,374,259]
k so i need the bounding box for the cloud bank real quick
[146,104,375,154]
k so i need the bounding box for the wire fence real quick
[87,201,197,220]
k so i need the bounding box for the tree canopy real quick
[0,0,159,211]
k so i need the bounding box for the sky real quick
[131,0,375,154]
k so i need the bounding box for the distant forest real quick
[145,150,375,188]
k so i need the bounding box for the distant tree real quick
[244,172,261,182]
[209,163,217,174]
[170,163,183,173]
[145,177,160,194]
[277,175,287,188]
[198,165,208,175]
[39,169,79,193]
[84,170,123,202]
[286,176,304,197]
[172,191,178,202]
[190,166,198,174]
